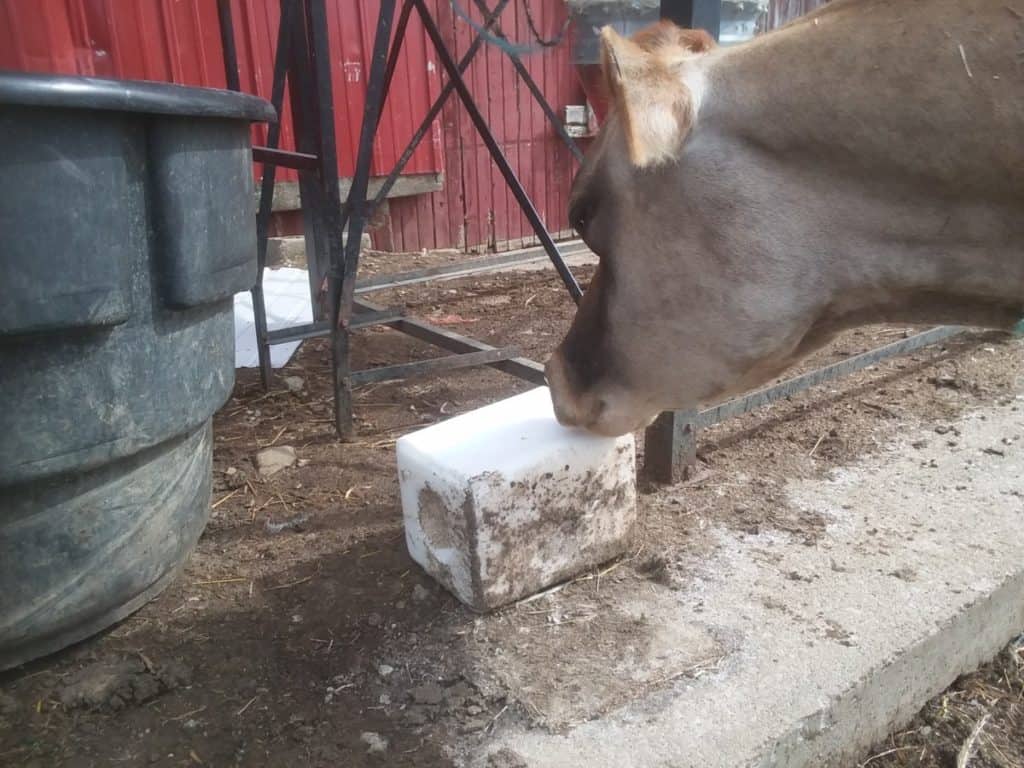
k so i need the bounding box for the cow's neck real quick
[697,0,1024,332]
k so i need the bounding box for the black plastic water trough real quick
[0,71,275,670]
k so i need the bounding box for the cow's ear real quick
[599,25,704,168]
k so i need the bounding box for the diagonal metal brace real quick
[364,0,514,214]
[469,0,583,163]
[409,0,583,305]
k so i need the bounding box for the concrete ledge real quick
[471,394,1024,767]
[266,172,444,213]
[266,233,371,269]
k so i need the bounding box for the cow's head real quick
[547,22,819,436]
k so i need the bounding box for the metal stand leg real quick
[660,0,721,39]
[288,4,331,323]
[331,0,398,437]
[643,410,698,484]
[251,0,297,389]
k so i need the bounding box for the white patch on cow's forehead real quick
[638,105,684,166]
[637,61,708,167]
[681,61,707,116]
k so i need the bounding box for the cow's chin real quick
[573,406,660,438]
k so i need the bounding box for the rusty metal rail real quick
[644,326,964,483]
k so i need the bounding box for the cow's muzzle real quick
[546,351,652,437]
[545,352,602,429]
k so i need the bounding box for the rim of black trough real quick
[0,69,277,122]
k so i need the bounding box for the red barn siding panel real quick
[445,0,469,252]
[0,1,444,187]
[426,0,583,252]
[364,0,585,254]
[0,1,74,72]
[1,0,580,253]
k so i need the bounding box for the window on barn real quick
[763,0,832,32]
[720,1,769,44]
[720,0,833,44]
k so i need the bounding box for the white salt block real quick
[396,386,637,611]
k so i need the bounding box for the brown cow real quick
[545,0,1024,436]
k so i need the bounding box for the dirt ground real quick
[1,261,1023,768]
[860,638,1024,768]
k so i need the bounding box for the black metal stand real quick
[332,0,588,435]
[217,0,583,439]
[659,0,722,40]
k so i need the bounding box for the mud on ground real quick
[1,263,1022,767]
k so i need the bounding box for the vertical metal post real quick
[297,0,355,437]
[645,0,720,483]
[643,409,699,484]
[331,0,399,437]
[660,0,721,40]
[251,0,296,389]
[216,0,242,91]
[307,0,345,297]
[286,3,329,325]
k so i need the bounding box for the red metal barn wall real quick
[0,0,583,253]
[393,0,583,253]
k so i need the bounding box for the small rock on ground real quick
[412,584,430,602]
[283,376,305,393]
[360,731,388,753]
[223,466,247,490]
[256,445,296,477]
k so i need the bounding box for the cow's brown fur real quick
[630,21,715,54]
[548,0,1024,436]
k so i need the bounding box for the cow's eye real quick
[570,203,590,236]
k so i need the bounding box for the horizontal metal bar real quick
[354,239,594,294]
[350,307,407,329]
[265,308,406,346]
[355,298,547,385]
[351,347,517,385]
[266,321,330,346]
[252,146,320,170]
[695,326,962,429]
